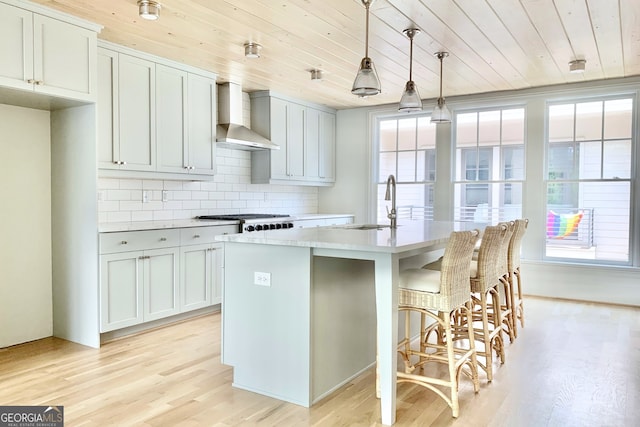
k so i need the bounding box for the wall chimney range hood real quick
[216,82,279,150]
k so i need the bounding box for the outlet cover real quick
[142,190,149,203]
[254,272,271,287]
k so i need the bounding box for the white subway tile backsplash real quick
[98,151,319,223]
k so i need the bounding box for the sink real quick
[344,224,391,230]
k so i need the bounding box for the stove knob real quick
[269,224,276,230]
[255,224,263,231]
[286,222,294,228]
[246,225,255,232]
[275,223,282,229]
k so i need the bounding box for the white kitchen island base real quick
[218,221,477,425]
[222,242,377,407]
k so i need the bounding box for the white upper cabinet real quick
[98,48,155,171]
[250,91,336,186]
[0,1,97,101]
[156,66,216,175]
[98,42,217,178]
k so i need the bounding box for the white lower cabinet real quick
[99,225,234,333]
[180,242,223,311]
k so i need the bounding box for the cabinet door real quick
[319,111,336,182]
[288,102,306,179]
[118,53,155,171]
[305,107,320,181]
[269,97,289,180]
[97,48,120,169]
[33,14,96,101]
[0,3,33,91]
[180,244,212,312]
[187,74,216,175]
[100,251,144,332]
[144,247,180,321]
[156,64,188,174]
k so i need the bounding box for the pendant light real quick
[352,0,381,97]
[137,0,161,21]
[398,28,422,112]
[431,51,451,124]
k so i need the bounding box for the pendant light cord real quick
[409,33,414,81]
[364,2,370,58]
[439,53,443,99]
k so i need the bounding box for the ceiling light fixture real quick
[310,69,323,81]
[352,0,381,97]
[431,51,451,124]
[569,59,586,73]
[137,0,161,21]
[398,28,422,112]
[244,43,262,59]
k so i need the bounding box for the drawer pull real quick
[194,234,201,239]
[121,240,128,245]
[160,237,167,241]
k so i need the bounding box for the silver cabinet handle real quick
[160,237,167,241]
[194,234,201,239]
[35,80,43,85]
[121,240,128,245]
[27,79,35,84]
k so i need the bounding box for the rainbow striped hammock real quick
[546,210,584,239]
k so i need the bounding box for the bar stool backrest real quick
[474,223,509,289]
[496,221,515,279]
[508,218,529,272]
[439,229,480,307]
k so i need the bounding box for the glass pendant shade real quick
[398,28,421,112]
[431,51,451,124]
[352,0,381,97]
[352,57,381,97]
[398,81,422,112]
[431,97,452,123]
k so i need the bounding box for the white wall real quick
[0,104,52,347]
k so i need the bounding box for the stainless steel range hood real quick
[216,82,279,150]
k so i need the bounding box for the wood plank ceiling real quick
[31,0,640,110]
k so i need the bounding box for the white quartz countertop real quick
[215,221,482,254]
[98,214,354,233]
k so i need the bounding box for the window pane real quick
[548,143,575,180]
[478,148,491,181]
[503,146,524,180]
[578,141,601,179]
[548,104,574,142]
[456,112,478,147]
[379,120,397,151]
[502,108,525,145]
[398,118,416,151]
[379,152,396,182]
[376,183,434,223]
[546,181,630,262]
[478,110,500,146]
[575,101,602,141]
[397,151,416,182]
[603,140,631,179]
[464,149,477,180]
[417,117,436,149]
[604,98,633,140]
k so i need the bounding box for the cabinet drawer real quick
[100,229,181,254]
[180,225,238,245]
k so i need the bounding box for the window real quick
[453,108,525,223]
[377,116,436,222]
[545,97,633,263]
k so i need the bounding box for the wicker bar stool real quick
[397,230,480,418]
[508,218,529,338]
[495,221,516,343]
[466,223,512,382]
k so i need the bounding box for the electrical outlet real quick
[142,190,149,203]
[254,272,271,287]
[162,190,168,202]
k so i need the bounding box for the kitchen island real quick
[216,221,480,426]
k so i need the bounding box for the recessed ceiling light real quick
[310,69,323,81]
[138,0,161,21]
[244,43,262,59]
[569,59,586,73]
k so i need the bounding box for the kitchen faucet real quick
[384,174,397,229]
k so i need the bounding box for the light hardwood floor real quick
[1,297,638,426]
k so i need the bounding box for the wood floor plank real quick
[0,297,639,426]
